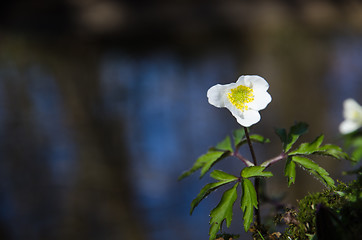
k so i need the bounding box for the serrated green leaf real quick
[190,178,236,215]
[289,134,348,160]
[249,134,271,144]
[178,150,225,180]
[285,156,296,186]
[241,166,273,179]
[241,179,258,231]
[289,135,324,155]
[209,183,239,240]
[275,128,287,145]
[292,156,335,188]
[215,136,233,152]
[318,144,349,159]
[210,170,238,181]
[292,155,325,172]
[234,130,270,148]
[311,169,335,188]
[233,128,245,148]
[285,122,309,152]
[200,152,230,178]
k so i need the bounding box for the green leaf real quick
[344,134,362,162]
[233,129,270,148]
[190,178,236,215]
[318,144,349,159]
[200,152,230,178]
[215,136,233,152]
[289,134,324,155]
[249,134,270,144]
[241,179,258,231]
[352,147,362,162]
[178,150,227,180]
[233,128,245,148]
[210,170,238,181]
[292,156,335,188]
[209,183,239,240]
[285,122,309,152]
[289,134,348,160]
[275,127,287,145]
[241,166,273,179]
[284,156,296,186]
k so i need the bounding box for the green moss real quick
[215,233,240,240]
[280,176,362,239]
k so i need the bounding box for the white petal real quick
[234,110,261,127]
[344,98,361,110]
[235,75,248,86]
[237,75,269,91]
[249,75,269,91]
[339,120,360,134]
[344,98,362,120]
[248,90,272,110]
[207,84,228,108]
[226,102,243,118]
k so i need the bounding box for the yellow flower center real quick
[351,110,362,124]
[227,85,254,111]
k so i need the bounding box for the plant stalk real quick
[261,152,287,168]
[244,127,261,227]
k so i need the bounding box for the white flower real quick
[207,75,272,127]
[339,98,362,134]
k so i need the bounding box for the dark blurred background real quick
[0,0,361,239]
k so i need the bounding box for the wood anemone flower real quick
[207,75,272,127]
[339,98,362,134]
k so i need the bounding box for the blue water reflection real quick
[100,51,239,239]
[27,66,77,184]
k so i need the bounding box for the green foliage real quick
[343,131,362,162]
[275,128,287,147]
[215,136,234,152]
[241,166,273,179]
[284,156,296,186]
[190,170,238,214]
[233,128,246,148]
[289,135,348,160]
[276,122,308,152]
[277,123,348,188]
[179,128,274,239]
[178,149,228,180]
[351,142,362,161]
[282,176,362,240]
[233,128,270,148]
[249,134,271,144]
[209,183,239,240]
[180,122,349,239]
[292,156,335,188]
[211,170,239,181]
[239,168,273,232]
[241,179,258,232]
[216,233,240,239]
[289,134,324,155]
[180,129,272,181]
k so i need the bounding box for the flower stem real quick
[244,127,257,166]
[244,127,261,227]
[261,152,287,168]
[234,151,254,167]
